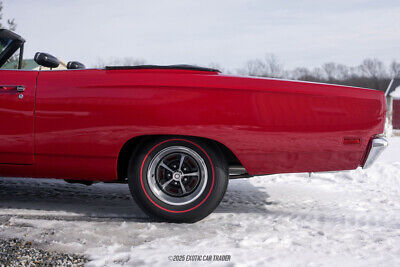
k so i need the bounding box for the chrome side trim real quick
[363,137,388,169]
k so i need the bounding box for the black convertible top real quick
[0,29,25,43]
[0,29,25,68]
[105,64,220,73]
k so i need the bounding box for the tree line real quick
[95,55,399,92]
[237,54,400,92]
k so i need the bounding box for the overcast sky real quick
[3,0,400,69]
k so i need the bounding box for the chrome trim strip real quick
[363,137,388,169]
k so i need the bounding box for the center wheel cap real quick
[173,172,183,181]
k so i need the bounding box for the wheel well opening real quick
[117,135,245,182]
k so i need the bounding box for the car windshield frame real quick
[0,29,25,69]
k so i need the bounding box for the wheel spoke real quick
[182,172,199,177]
[160,162,174,173]
[161,178,174,189]
[179,180,187,194]
[150,147,206,203]
[178,154,186,171]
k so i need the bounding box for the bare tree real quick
[311,67,325,81]
[357,58,389,90]
[322,63,351,81]
[239,58,264,76]
[289,67,321,81]
[390,61,400,78]
[240,54,284,78]
[0,1,16,30]
[263,54,284,78]
[359,58,387,79]
[0,1,4,29]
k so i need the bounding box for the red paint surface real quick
[392,99,400,130]
[0,70,38,164]
[0,68,386,181]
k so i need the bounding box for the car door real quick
[0,70,38,164]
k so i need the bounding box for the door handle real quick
[0,85,25,92]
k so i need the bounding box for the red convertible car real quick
[0,29,388,222]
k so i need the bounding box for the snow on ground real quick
[390,86,400,98]
[0,138,400,266]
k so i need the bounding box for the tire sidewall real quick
[128,137,228,222]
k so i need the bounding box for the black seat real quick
[34,52,60,68]
[67,61,85,69]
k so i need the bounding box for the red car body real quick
[0,68,386,181]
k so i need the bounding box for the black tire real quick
[128,137,228,223]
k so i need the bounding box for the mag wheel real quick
[128,137,228,223]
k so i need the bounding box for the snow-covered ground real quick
[1,138,399,266]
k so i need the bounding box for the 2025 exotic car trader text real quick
[0,29,388,222]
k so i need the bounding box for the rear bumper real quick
[362,137,388,169]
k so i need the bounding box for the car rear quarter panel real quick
[32,69,385,180]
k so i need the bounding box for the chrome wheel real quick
[147,146,207,206]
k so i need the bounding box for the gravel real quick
[0,238,88,266]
